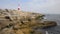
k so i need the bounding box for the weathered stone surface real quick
[0,28,15,34]
[0,9,57,34]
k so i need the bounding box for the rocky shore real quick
[0,9,57,34]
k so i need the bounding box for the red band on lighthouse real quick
[18,4,20,10]
[18,7,20,10]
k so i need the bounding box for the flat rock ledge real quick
[0,9,57,34]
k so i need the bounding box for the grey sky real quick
[0,0,60,14]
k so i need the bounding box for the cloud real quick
[21,0,60,14]
[0,0,60,14]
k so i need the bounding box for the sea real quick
[42,14,60,34]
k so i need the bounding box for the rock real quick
[0,28,15,34]
[42,21,57,28]
[33,30,46,34]
[15,30,24,34]
[30,21,57,29]
[0,9,57,34]
[13,23,21,30]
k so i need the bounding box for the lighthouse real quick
[18,4,20,11]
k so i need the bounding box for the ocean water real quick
[45,14,60,25]
[43,14,60,34]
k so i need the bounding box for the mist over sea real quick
[43,14,60,34]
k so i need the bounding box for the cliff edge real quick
[0,9,57,34]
